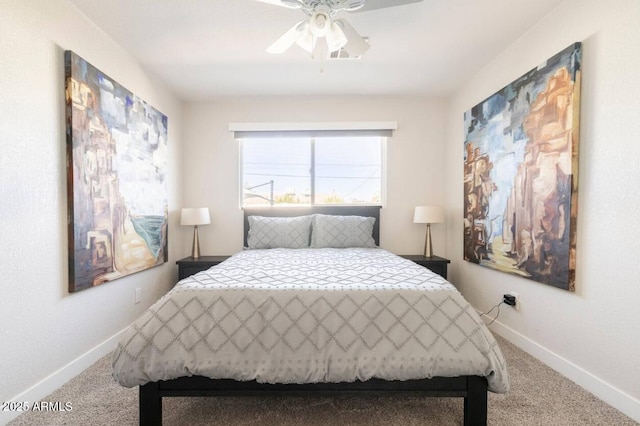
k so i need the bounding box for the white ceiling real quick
[68,0,565,101]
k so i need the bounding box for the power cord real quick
[480,301,504,326]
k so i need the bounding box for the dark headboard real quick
[243,206,381,247]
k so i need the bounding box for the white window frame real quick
[231,122,396,208]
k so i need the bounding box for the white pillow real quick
[310,214,376,248]
[247,215,312,249]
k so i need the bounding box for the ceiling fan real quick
[256,0,423,58]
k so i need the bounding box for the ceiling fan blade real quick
[353,0,423,12]
[253,0,304,9]
[267,21,307,54]
[335,19,370,56]
[333,0,366,12]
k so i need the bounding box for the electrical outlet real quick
[504,292,519,311]
[134,288,142,304]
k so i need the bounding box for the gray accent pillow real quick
[310,214,376,248]
[247,215,312,249]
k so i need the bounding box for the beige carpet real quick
[8,335,637,425]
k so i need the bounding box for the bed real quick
[112,206,509,426]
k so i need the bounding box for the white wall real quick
[182,96,447,256]
[0,0,184,421]
[445,0,640,420]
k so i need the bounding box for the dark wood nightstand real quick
[400,255,451,279]
[176,256,231,280]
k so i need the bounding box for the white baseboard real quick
[0,329,125,425]
[489,319,640,423]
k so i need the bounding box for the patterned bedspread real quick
[112,248,509,393]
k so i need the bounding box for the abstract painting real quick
[65,51,168,292]
[463,43,581,291]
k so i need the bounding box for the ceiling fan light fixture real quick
[325,21,348,52]
[296,25,315,53]
[334,18,370,57]
[309,11,330,37]
[259,0,386,60]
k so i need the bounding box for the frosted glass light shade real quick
[413,206,445,224]
[181,208,211,226]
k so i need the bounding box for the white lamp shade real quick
[181,208,211,226]
[325,21,348,52]
[413,206,445,224]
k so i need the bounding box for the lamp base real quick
[424,223,434,258]
[191,226,201,258]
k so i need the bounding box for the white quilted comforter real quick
[112,248,509,393]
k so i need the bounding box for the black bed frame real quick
[137,206,489,425]
[140,376,488,425]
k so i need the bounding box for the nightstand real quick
[176,256,231,280]
[400,255,451,279]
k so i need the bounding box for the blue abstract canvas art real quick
[463,43,581,291]
[65,51,168,292]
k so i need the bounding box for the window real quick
[241,136,385,207]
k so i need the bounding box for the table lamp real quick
[413,206,445,258]
[181,207,211,259]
